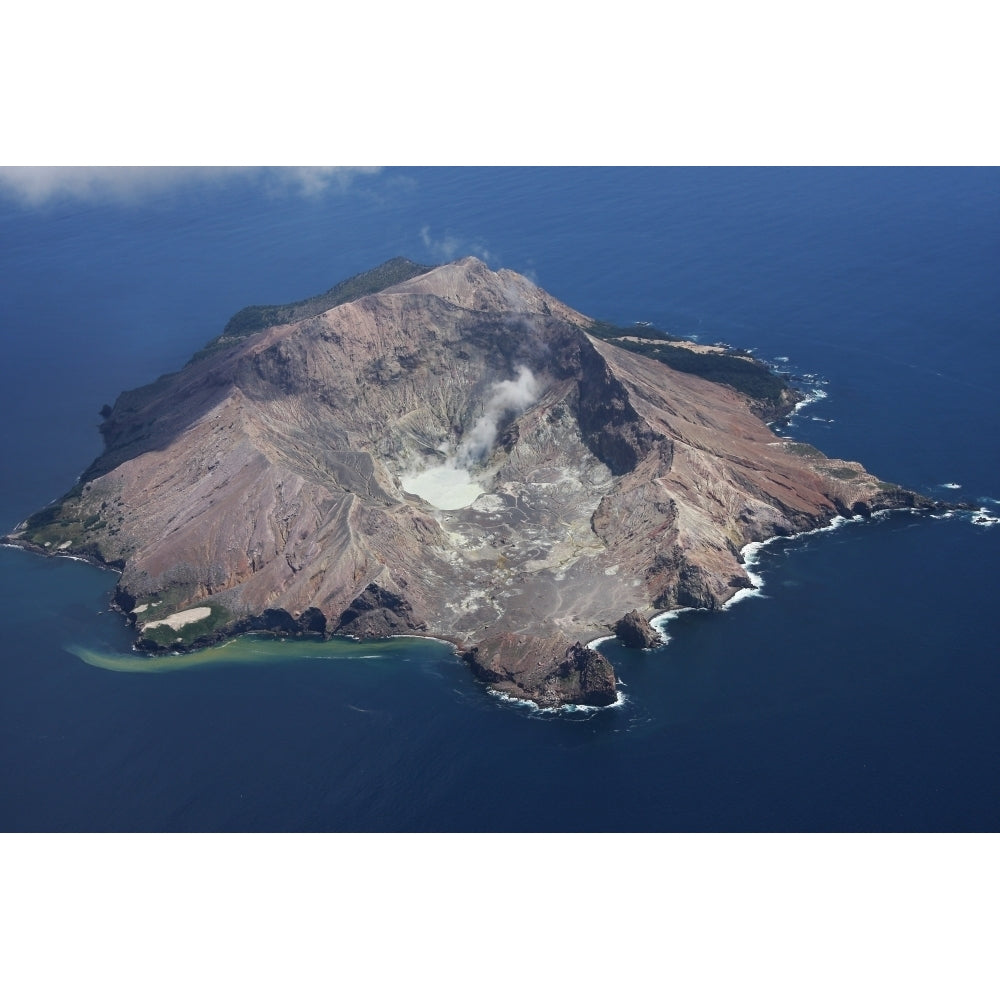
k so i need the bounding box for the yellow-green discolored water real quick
[66,634,459,673]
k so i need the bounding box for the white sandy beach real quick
[141,607,212,631]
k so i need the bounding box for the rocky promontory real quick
[5,257,948,706]
[613,610,663,650]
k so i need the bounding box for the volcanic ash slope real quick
[11,257,928,707]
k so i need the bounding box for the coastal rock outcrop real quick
[6,256,938,707]
[613,610,663,650]
[463,635,617,708]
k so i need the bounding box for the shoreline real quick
[592,500,989,655]
[1,536,124,575]
[5,495,986,710]
[488,685,628,715]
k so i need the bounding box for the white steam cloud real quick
[399,366,543,510]
[419,225,494,265]
[458,365,542,466]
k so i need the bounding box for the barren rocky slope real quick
[8,258,938,706]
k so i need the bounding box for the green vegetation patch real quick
[138,603,232,649]
[140,625,183,646]
[23,502,68,540]
[19,481,126,561]
[191,257,433,362]
[783,441,826,460]
[588,321,791,406]
[587,320,683,344]
[826,465,861,480]
[22,484,88,547]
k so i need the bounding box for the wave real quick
[726,515,861,611]
[935,505,1000,526]
[730,504,999,607]
[770,383,830,435]
[649,606,698,642]
[488,686,628,715]
[971,508,1000,527]
[588,607,702,651]
[602,515,869,650]
[791,386,829,416]
[586,634,614,650]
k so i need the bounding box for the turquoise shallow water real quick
[1,168,999,830]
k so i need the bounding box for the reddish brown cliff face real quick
[10,258,927,706]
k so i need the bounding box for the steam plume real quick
[458,366,541,466]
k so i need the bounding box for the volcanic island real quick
[5,258,945,706]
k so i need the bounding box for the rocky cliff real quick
[7,257,941,707]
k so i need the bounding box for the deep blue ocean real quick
[2,167,998,831]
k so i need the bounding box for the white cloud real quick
[419,225,461,261]
[262,166,381,198]
[0,166,381,207]
[420,225,495,265]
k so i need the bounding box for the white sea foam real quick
[941,482,962,490]
[792,386,828,416]
[971,508,1000,527]
[488,689,538,709]
[724,583,764,608]
[59,553,107,567]
[724,515,861,611]
[648,606,698,643]
[588,611,686,651]
[488,687,627,714]
[558,696,622,715]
